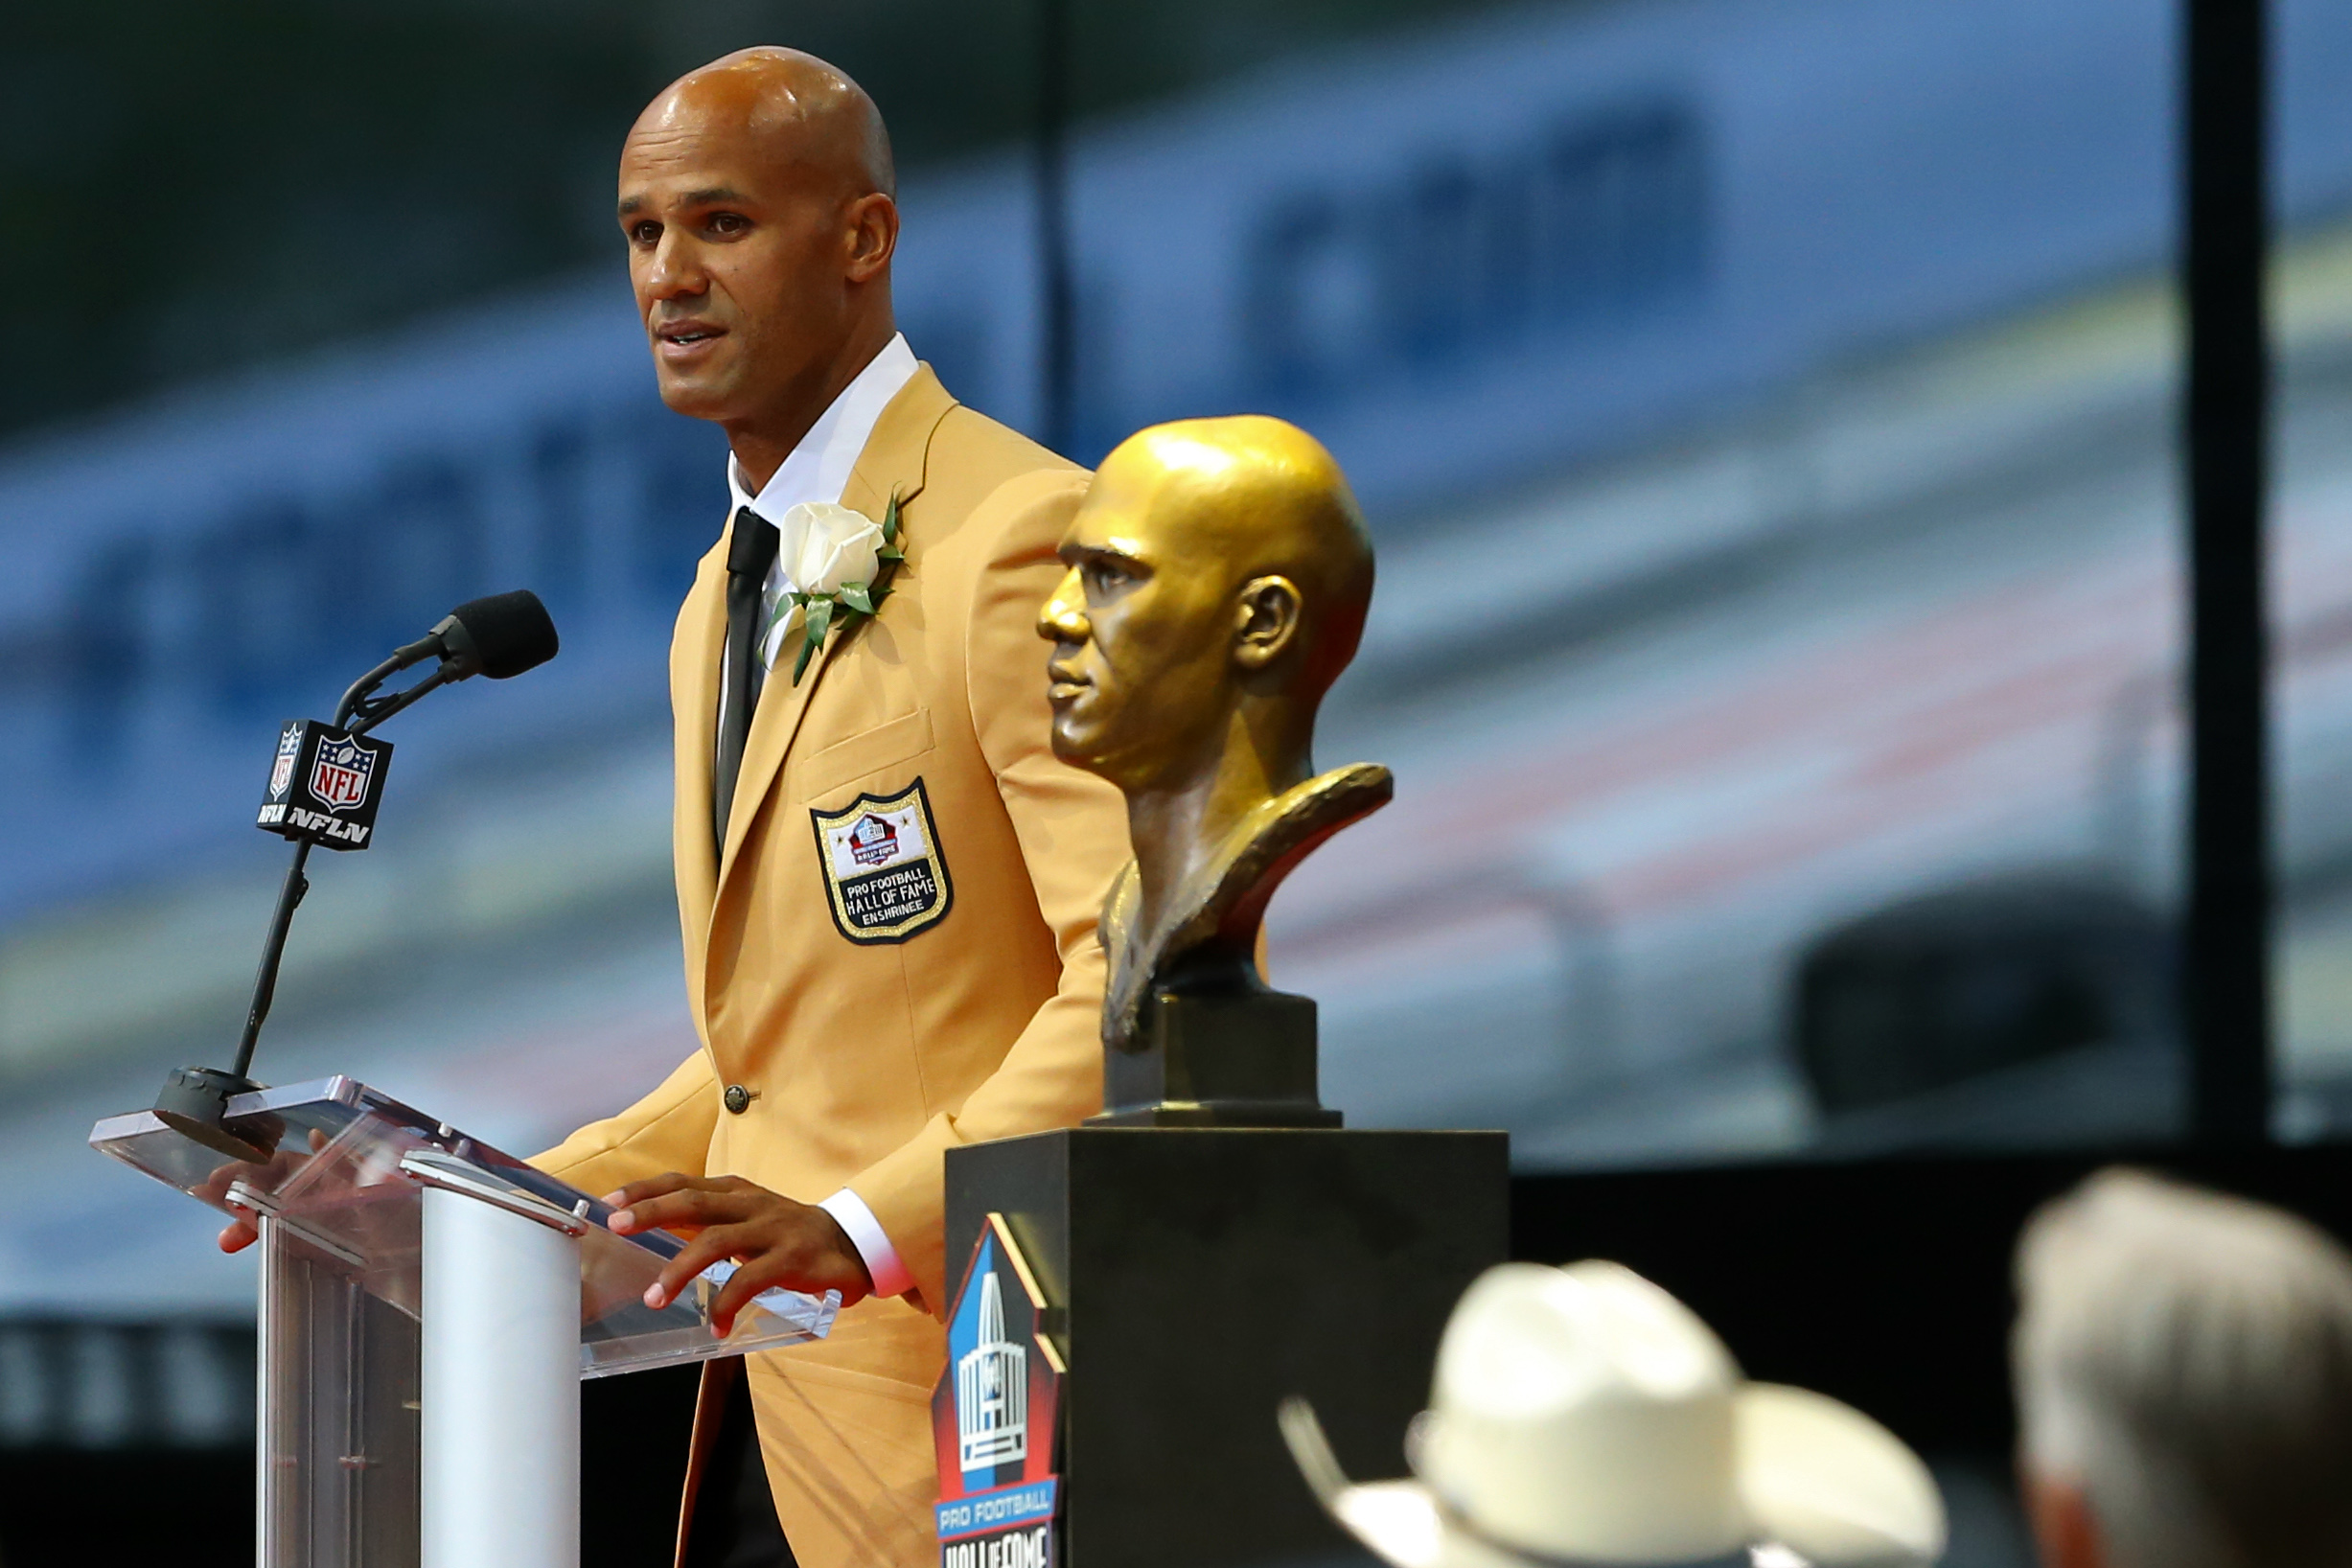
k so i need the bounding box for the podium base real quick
[945,1125,1508,1568]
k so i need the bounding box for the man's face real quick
[1039,452,1237,792]
[617,97,859,426]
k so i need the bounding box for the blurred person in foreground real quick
[1282,1259,1947,1568]
[223,43,1129,1568]
[2013,1170,2352,1568]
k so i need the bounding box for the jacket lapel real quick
[670,536,729,1023]
[710,365,958,901]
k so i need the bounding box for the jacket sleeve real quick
[841,465,1130,1314]
[527,1048,722,1199]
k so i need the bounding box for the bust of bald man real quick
[1039,416,1392,1064]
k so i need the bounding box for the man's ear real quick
[1233,575,1303,671]
[845,192,898,281]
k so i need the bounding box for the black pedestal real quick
[944,1126,1509,1568]
[1096,980,1342,1127]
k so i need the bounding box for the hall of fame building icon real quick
[957,1271,1029,1470]
[934,1214,1063,1566]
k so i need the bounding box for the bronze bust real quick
[1037,415,1389,1123]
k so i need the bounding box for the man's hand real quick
[206,1129,333,1254]
[606,1173,874,1333]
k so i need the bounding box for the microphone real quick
[391,589,561,681]
[153,590,562,1163]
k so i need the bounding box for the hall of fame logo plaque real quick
[934,1214,1062,1568]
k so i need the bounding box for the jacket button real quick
[723,1084,752,1115]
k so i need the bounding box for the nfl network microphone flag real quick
[255,719,392,851]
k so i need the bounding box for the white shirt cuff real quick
[817,1188,913,1299]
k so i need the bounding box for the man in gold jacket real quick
[536,46,1129,1568]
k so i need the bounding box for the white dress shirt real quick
[724,332,920,676]
[716,332,919,1302]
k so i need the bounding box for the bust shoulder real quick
[1100,762,1393,1051]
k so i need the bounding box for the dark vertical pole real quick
[2181,0,2272,1141]
[1036,0,1077,456]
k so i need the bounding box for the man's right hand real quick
[196,1128,331,1253]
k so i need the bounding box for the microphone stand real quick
[153,654,453,1161]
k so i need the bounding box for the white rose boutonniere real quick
[767,493,906,684]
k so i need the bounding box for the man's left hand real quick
[606,1173,874,1332]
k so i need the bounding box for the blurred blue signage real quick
[0,288,725,917]
[2,0,2349,923]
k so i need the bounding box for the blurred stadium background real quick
[2,1,2349,1557]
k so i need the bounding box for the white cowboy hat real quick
[1281,1262,1946,1568]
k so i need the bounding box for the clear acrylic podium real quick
[91,1076,839,1568]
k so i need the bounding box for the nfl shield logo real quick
[259,720,391,851]
[310,735,379,813]
[268,726,301,798]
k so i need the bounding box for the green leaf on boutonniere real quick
[882,490,902,547]
[877,546,905,565]
[792,596,836,684]
[866,585,891,611]
[841,583,875,615]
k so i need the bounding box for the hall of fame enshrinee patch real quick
[811,777,955,944]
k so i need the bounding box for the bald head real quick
[1104,416,1374,691]
[618,47,901,474]
[634,48,893,201]
[1039,415,1374,795]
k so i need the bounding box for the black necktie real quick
[714,507,780,853]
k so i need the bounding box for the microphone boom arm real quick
[335,652,454,736]
[220,658,456,1079]
[152,588,557,1161]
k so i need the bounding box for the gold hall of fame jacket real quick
[529,366,1132,1568]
